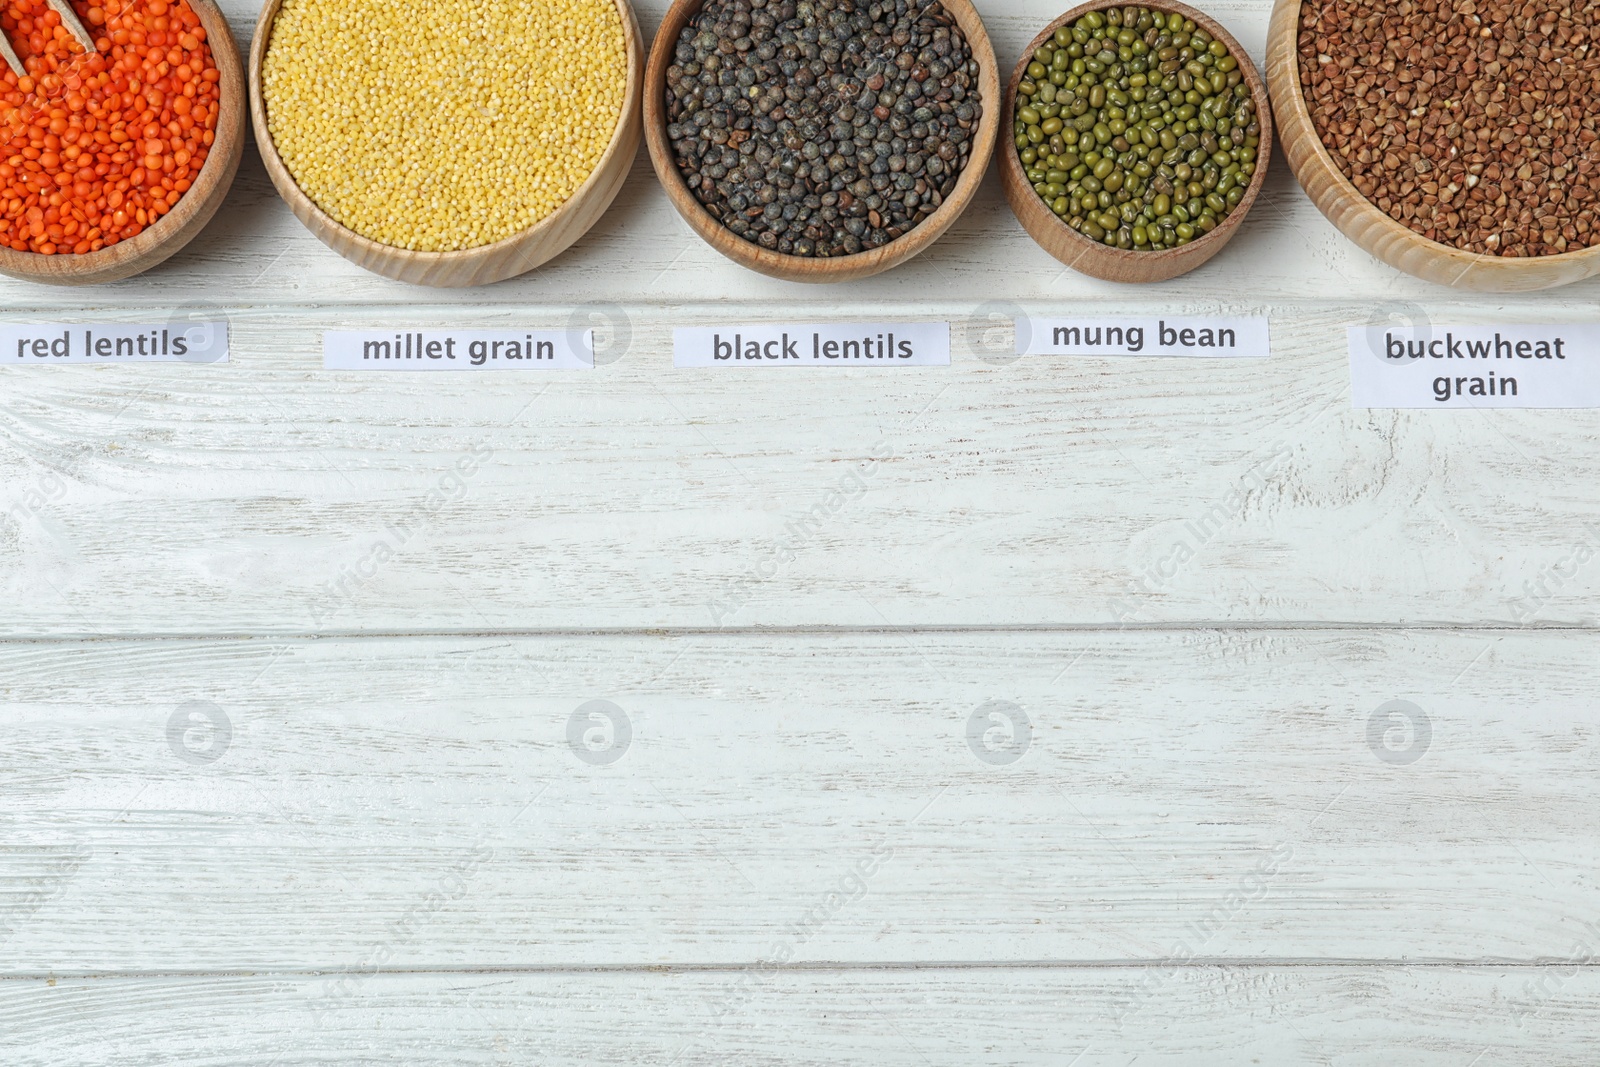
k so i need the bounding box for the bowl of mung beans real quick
[1000,1,1273,284]
[0,0,246,286]
[250,0,643,288]
[645,0,1001,284]
[1267,0,1600,291]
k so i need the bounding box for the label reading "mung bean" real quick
[1018,315,1271,358]
[324,330,594,370]
[1348,325,1600,408]
[674,323,951,368]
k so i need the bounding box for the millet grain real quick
[263,0,628,253]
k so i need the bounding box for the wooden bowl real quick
[249,0,643,288]
[643,0,1001,284]
[1266,0,1600,292]
[1000,0,1273,284]
[0,0,245,286]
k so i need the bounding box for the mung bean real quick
[1014,4,1258,250]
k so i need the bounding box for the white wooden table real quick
[4,1,1599,1062]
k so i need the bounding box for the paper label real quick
[324,329,593,370]
[674,322,950,367]
[3,323,228,364]
[1019,315,1270,358]
[1348,325,1600,408]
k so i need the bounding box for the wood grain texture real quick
[643,0,1000,283]
[248,0,644,288]
[0,2,1596,1061]
[1265,0,1600,293]
[1000,0,1275,283]
[2,631,1596,971]
[3,303,1600,636]
[0,0,245,286]
[5,968,1598,1066]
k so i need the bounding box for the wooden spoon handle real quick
[0,1,96,78]
[0,32,23,78]
[46,0,97,53]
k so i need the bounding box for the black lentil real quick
[665,0,982,257]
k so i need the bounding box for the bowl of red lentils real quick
[0,0,245,285]
[1267,0,1600,291]
[250,0,644,288]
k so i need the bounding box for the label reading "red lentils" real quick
[1348,325,1600,408]
[4,320,227,362]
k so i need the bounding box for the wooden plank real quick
[0,0,1577,313]
[4,967,1597,1066]
[2,631,1596,971]
[3,303,1599,636]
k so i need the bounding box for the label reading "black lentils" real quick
[665,0,982,258]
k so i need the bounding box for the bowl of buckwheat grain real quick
[1267,0,1600,291]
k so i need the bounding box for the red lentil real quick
[0,0,219,256]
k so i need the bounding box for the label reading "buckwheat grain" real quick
[1348,325,1600,408]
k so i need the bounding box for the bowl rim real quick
[642,0,1001,280]
[998,0,1275,273]
[1267,0,1600,276]
[248,0,644,267]
[0,0,244,281]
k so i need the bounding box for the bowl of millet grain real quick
[250,0,643,287]
[1266,0,1600,291]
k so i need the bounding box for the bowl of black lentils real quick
[1001,1,1274,283]
[646,0,1001,283]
